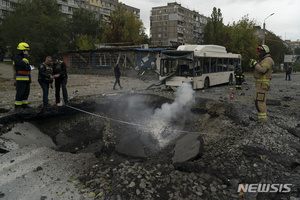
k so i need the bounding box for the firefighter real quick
[52,55,68,105]
[13,42,32,110]
[249,44,274,123]
[234,64,244,89]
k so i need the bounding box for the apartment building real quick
[0,0,80,24]
[80,0,140,24]
[0,0,139,25]
[150,2,209,46]
[0,0,17,24]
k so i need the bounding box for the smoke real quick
[150,82,195,147]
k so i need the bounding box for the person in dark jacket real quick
[285,65,292,81]
[38,56,57,107]
[52,55,68,105]
[13,42,33,110]
[113,64,123,90]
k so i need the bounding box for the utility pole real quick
[263,13,274,45]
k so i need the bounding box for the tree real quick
[1,0,68,63]
[67,8,102,50]
[265,32,286,65]
[76,35,100,50]
[295,47,300,55]
[203,7,225,45]
[103,3,147,45]
[228,15,258,71]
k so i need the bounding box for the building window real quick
[62,5,68,13]
[2,0,8,6]
[158,34,161,38]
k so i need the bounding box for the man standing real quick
[234,64,244,89]
[249,44,274,123]
[113,64,123,90]
[13,42,32,110]
[285,65,292,81]
[52,55,68,105]
[38,56,56,107]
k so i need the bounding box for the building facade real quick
[150,2,209,46]
[0,0,139,25]
[0,0,17,24]
[79,0,140,24]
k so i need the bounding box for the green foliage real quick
[294,47,300,55]
[1,0,68,64]
[103,3,148,45]
[265,32,286,65]
[67,8,102,50]
[76,35,99,50]
[203,8,295,71]
[227,15,258,71]
[203,7,225,45]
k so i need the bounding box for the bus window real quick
[211,58,217,73]
[227,58,235,71]
[216,65,221,72]
[203,57,209,74]
[180,64,189,76]
[195,59,202,76]
[217,58,223,72]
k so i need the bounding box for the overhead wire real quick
[66,105,241,138]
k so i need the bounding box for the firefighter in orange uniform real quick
[249,44,274,123]
[13,42,32,110]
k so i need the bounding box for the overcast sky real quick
[121,0,300,41]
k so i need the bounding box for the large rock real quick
[172,133,204,163]
[115,134,147,158]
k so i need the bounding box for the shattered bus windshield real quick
[160,51,194,77]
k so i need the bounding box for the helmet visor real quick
[256,47,262,52]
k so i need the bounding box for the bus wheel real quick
[229,74,233,85]
[204,77,209,89]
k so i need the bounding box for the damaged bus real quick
[159,45,241,90]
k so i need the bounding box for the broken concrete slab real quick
[115,134,147,158]
[1,122,56,149]
[0,145,97,200]
[266,99,281,106]
[172,133,204,163]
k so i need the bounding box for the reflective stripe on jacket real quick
[13,51,31,82]
[253,55,274,86]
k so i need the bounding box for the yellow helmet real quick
[17,42,30,50]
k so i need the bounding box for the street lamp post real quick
[263,13,274,44]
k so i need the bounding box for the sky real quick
[121,0,300,41]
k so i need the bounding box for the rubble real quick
[0,63,300,199]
